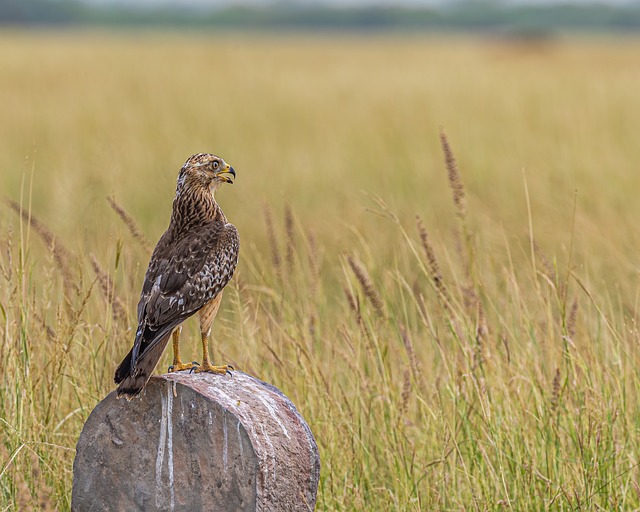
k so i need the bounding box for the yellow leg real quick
[193,294,233,375]
[168,326,196,372]
[193,330,233,375]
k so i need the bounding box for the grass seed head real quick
[439,129,466,219]
[285,203,296,271]
[347,255,385,319]
[106,195,152,254]
[89,253,128,324]
[6,199,78,295]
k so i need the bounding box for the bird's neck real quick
[170,184,227,233]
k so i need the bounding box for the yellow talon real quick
[194,364,232,375]
[168,328,198,372]
[169,362,197,372]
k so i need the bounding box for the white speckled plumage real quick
[115,153,239,398]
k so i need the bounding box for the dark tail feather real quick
[115,333,172,400]
[114,349,133,385]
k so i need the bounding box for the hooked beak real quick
[216,164,236,184]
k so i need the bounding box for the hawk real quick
[114,153,239,399]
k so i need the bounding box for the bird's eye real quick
[213,161,219,169]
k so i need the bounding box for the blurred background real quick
[3,0,640,32]
[3,0,640,266]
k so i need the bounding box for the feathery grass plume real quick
[262,202,282,278]
[106,196,152,254]
[399,324,420,382]
[284,204,296,272]
[398,368,411,421]
[632,482,640,504]
[566,297,578,339]
[441,132,481,321]
[6,199,78,294]
[416,215,451,306]
[461,283,480,315]
[347,255,385,318]
[32,309,56,342]
[500,335,511,364]
[308,313,316,338]
[473,301,488,370]
[307,230,319,298]
[343,283,377,359]
[477,300,488,341]
[343,286,361,325]
[533,241,557,285]
[439,128,466,219]
[550,367,561,412]
[89,253,128,324]
[473,329,484,370]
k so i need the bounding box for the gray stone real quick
[72,371,320,512]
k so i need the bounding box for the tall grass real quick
[1,33,640,510]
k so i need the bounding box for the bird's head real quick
[178,153,236,192]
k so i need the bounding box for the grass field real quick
[2,31,640,510]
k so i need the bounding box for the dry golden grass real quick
[1,32,640,510]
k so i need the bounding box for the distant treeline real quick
[2,0,640,33]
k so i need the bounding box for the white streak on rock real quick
[236,419,244,467]
[223,412,228,472]
[209,387,234,409]
[212,385,269,483]
[155,391,167,508]
[256,394,290,440]
[167,386,175,512]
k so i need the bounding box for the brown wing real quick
[129,220,239,370]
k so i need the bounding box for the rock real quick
[72,371,320,512]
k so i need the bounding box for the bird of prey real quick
[114,153,239,399]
